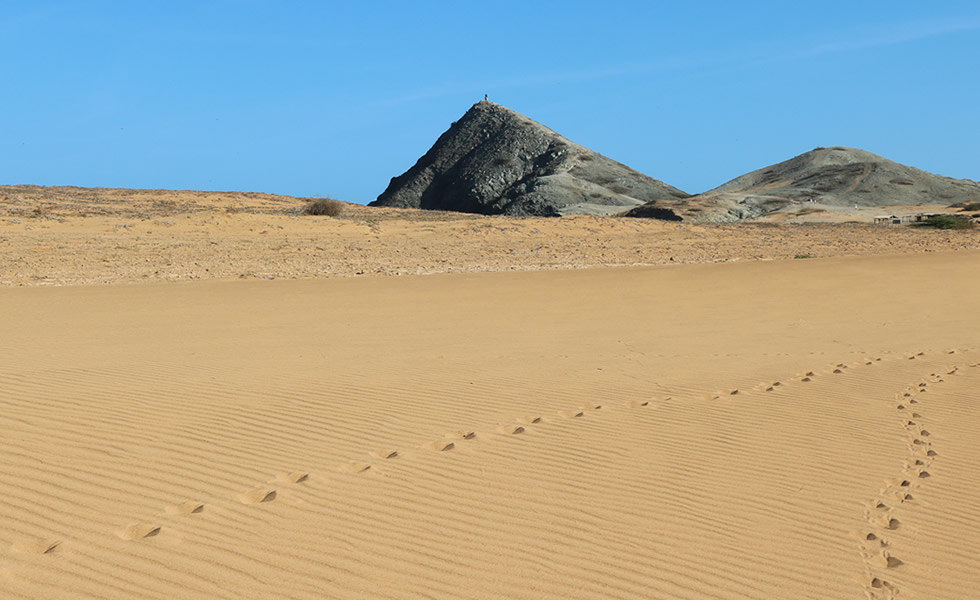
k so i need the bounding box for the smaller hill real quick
[371,100,690,216]
[626,147,980,223]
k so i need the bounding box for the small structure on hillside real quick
[874,213,945,225]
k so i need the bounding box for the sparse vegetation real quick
[794,253,815,259]
[302,197,344,217]
[957,202,980,212]
[911,215,975,230]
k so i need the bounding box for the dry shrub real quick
[303,197,344,217]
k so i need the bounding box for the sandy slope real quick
[1,251,979,599]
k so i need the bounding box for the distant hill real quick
[371,101,690,216]
[627,147,980,223]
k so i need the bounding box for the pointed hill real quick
[627,147,980,223]
[371,101,690,216]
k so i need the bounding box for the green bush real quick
[958,202,980,212]
[912,215,975,230]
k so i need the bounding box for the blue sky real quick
[2,1,978,203]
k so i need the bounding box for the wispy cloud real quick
[372,14,980,107]
[802,17,980,57]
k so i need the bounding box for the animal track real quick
[423,440,455,452]
[238,488,277,504]
[63,346,971,582]
[10,539,61,554]
[859,354,957,598]
[116,524,162,541]
[341,462,373,472]
[166,501,205,515]
[496,424,525,435]
[271,471,310,484]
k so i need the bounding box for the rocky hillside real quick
[371,101,690,216]
[627,147,980,223]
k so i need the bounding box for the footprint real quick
[583,402,603,410]
[833,369,843,374]
[801,377,812,382]
[627,400,649,407]
[920,430,931,437]
[370,449,399,459]
[274,471,310,484]
[238,488,277,504]
[341,462,373,473]
[873,552,903,569]
[885,518,901,530]
[450,430,477,440]
[519,416,543,424]
[116,524,162,541]
[559,410,585,418]
[496,424,525,435]
[10,539,61,554]
[926,450,938,457]
[166,501,205,515]
[918,471,931,479]
[423,441,455,452]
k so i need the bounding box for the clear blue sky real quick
[2,1,978,203]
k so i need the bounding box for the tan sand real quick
[2,187,978,286]
[1,248,979,599]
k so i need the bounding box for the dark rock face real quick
[627,146,980,223]
[371,101,689,216]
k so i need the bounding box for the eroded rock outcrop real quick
[627,147,980,223]
[371,101,689,216]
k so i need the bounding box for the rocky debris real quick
[371,101,689,216]
[627,147,980,223]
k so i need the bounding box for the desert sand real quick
[1,186,978,286]
[1,191,980,599]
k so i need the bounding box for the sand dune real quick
[1,251,978,598]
